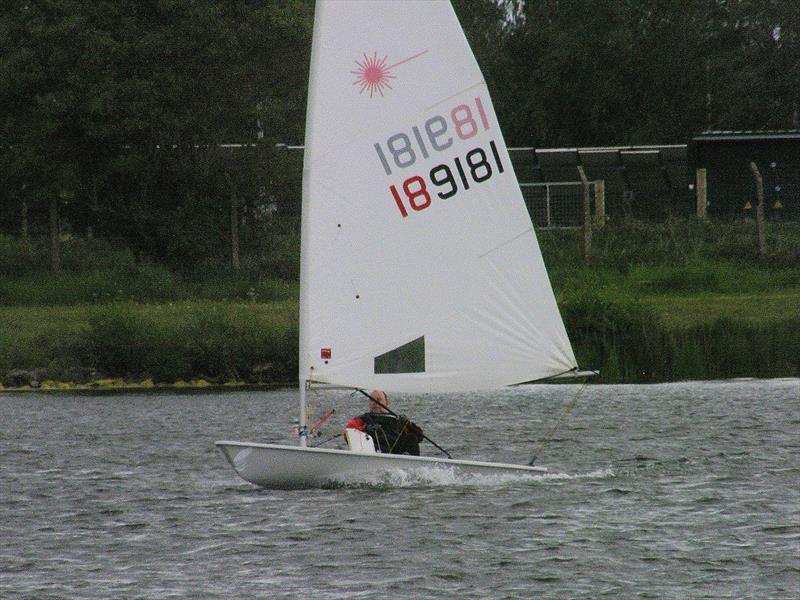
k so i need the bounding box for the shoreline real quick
[0,379,293,394]
[2,301,798,387]
[2,376,797,395]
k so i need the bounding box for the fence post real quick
[545,184,552,227]
[226,173,241,271]
[749,162,766,259]
[594,179,605,227]
[695,168,707,219]
[50,194,61,273]
[577,166,591,263]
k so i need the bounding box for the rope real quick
[528,381,589,466]
[303,387,354,441]
[310,432,342,448]
[309,408,336,435]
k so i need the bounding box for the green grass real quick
[0,233,299,306]
[0,266,297,306]
[561,295,800,382]
[539,218,800,269]
[1,219,799,385]
[551,262,800,304]
[0,301,298,385]
[642,292,800,327]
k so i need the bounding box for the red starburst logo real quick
[351,50,428,98]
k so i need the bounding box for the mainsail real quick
[299,0,577,393]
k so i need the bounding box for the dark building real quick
[691,130,800,220]
[509,144,691,224]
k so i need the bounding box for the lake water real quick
[2,379,798,599]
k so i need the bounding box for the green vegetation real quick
[0,302,298,387]
[0,234,298,305]
[0,219,798,388]
[539,220,800,382]
[3,2,797,272]
[2,3,797,388]
[563,296,799,382]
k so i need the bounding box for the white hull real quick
[215,441,547,489]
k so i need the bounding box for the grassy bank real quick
[2,292,796,388]
[0,219,798,387]
[0,302,298,387]
[543,219,800,381]
[563,295,799,382]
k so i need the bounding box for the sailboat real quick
[216,0,594,489]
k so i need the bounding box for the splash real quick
[325,465,614,489]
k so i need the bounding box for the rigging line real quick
[515,367,599,385]
[425,81,487,111]
[310,408,336,435]
[476,227,534,260]
[310,432,342,448]
[387,418,410,454]
[528,381,589,466]
[305,388,353,440]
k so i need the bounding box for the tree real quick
[703,0,800,130]
[0,0,312,271]
[501,0,799,147]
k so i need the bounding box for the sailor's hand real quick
[404,421,424,440]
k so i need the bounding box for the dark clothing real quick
[345,412,423,455]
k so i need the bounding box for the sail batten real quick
[299,0,577,394]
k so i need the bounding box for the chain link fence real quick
[520,182,595,229]
[508,146,799,225]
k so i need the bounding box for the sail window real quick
[374,336,425,374]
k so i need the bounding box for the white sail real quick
[299,0,577,394]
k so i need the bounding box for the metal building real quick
[691,130,800,220]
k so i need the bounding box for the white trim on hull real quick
[215,441,548,490]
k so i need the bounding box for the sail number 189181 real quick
[373,96,505,218]
[389,141,504,217]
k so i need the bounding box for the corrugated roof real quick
[693,130,800,142]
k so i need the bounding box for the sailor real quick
[345,390,424,455]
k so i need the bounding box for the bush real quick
[0,235,45,276]
[74,302,298,383]
[0,234,144,275]
[562,296,800,382]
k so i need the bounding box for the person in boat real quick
[345,390,424,455]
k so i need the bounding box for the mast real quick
[296,1,324,446]
[298,379,308,447]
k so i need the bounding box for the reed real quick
[3,295,795,385]
[0,302,298,385]
[563,297,800,382]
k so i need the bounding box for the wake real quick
[325,466,614,489]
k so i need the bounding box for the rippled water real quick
[2,379,799,599]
